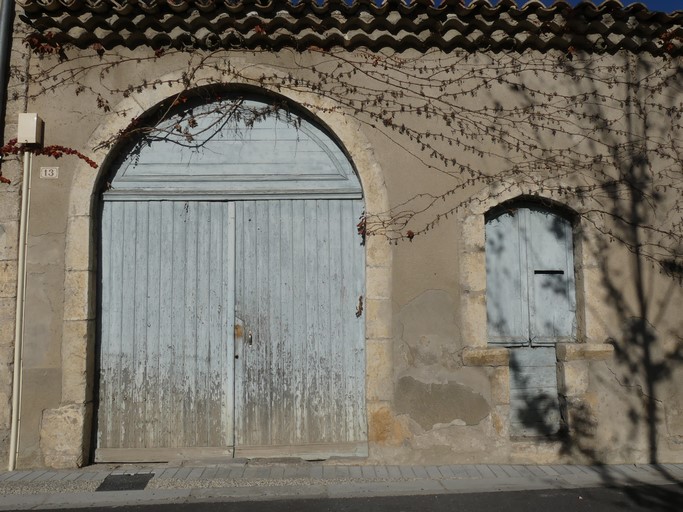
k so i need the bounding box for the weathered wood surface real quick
[509,347,561,437]
[234,199,367,454]
[107,99,362,199]
[98,201,236,455]
[486,206,575,346]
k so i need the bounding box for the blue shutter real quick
[526,208,576,346]
[485,209,529,345]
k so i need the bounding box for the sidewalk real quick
[1,460,682,510]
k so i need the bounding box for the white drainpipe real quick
[8,150,32,471]
[8,114,43,471]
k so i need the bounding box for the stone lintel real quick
[556,342,614,362]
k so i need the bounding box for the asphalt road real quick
[27,484,683,512]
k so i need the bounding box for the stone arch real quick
[57,69,393,466]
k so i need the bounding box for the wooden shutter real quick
[485,210,529,345]
[526,207,576,346]
[485,206,575,346]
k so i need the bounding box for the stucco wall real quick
[3,41,682,467]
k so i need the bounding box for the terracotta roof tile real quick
[16,0,683,54]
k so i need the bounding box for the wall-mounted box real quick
[17,113,44,145]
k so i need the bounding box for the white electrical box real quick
[17,113,44,145]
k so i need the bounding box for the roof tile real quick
[16,0,683,55]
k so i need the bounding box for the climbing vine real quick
[3,27,683,278]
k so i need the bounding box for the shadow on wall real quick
[501,51,683,504]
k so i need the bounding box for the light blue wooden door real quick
[97,201,236,461]
[234,199,367,458]
[97,96,366,461]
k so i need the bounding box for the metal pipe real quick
[8,150,32,471]
[0,0,16,149]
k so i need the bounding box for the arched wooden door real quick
[96,97,366,462]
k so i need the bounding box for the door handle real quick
[248,330,253,346]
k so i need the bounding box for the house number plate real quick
[40,167,59,179]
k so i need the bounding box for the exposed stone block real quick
[367,402,411,445]
[556,360,589,396]
[365,298,392,339]
[0,261,17,298]
[61,320,94,404]
[64,216,93,271]
[491,366,510,405]
[40,403,90,469]
[0,298,15,347]
[63,270,95,321]
[0,221,19,261]
[460,291,487,347]
[0,192,19,222]
[460,215,485,252]
[462,347,509,367]
[460,250,486,292]
[366,235,391,267]
[366,339,393,402]
[366,265,391,300]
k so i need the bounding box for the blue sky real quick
[508,0,681,12]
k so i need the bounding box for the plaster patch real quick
[395,376,489,430]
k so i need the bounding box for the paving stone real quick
[538,466,560,476]
[228,466,246,479]
[398,466,415,479]
[473,465,494,478]
[527,466,548,477]
[463,465,482,478]
[269,467,285,479]
[155,468,179,480]
[412,466,429,479]
[348,466,363,479]
[187,468,205,480]
[375,466,389,479]
[425,466,441,479]
[213,467,233,479]
[499,465,521,478]
[386,466,402,479]
[436,465,455,478]
[311,465,324,479]
[322,466,335,479]
[5,471,33,482]
[255,467,271,479]
[34,471,60,482]
[360,466,376,478]
[561,465,589,476]
[549,465,573,476]
[447,465,470,478]
[174,468,194,480]
[334,466,350,479]
[201,468,219,480]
